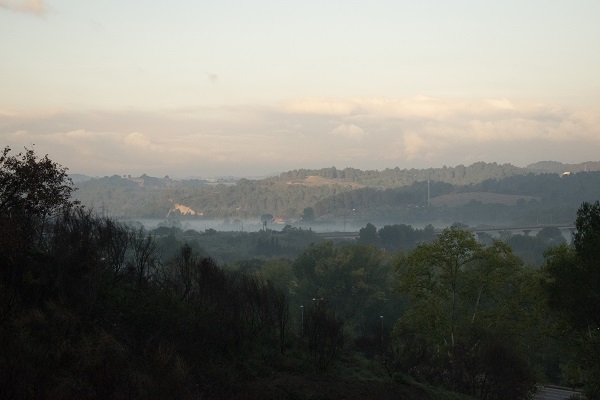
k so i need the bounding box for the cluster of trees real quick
[276,162,527,188]
[277,162,600,188]
[149,220,562,269]
[391,228,541,398]
[2,147,600,399]
[0,209,300,398]
[0,147,299,398]
[74,164,600,231]
[357,223,437,251]
[544,201,600,397]
[148,223,322,265]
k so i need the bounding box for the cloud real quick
[282,96,600,142]
[124,132,153,149]
[330,123,366,141]
[282,97,360,116]
[283,96,534,120]
[0,0,46,16]
[1,97,599,177]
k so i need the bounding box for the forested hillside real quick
[3,147,600,399]
[74,162,600,228]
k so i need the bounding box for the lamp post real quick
[300,305,304,336]
[380,315,384,360]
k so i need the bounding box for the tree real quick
[395,227,537,398]
[302,207,315,222]
[0,146,78,218]
[544,201,600,397]
[291,241,389,336]
[536,226,566,247]
[127,227,160,288]
[304,303,344,372]
[357,223,379,245]
[545,201,600,330]
[397,226,482,349]
[378,223,423,251]
[574,200,600,264]
[0,147,80,304]
[260,213,273,230]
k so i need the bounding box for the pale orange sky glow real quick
[1,0,599,177]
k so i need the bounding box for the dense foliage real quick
[543,201,600,398]
[74,163,600,231]
[393,228,540,399]
[1,146,78,217]
[1,149,598,399]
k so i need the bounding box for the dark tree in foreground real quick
[305,303,344,372]
[394,227,538,399]
[544,201,600,397]
[0,146,79,307]
[0,146,77,218]
[546,201,600,329]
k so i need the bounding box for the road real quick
[535,386,582,400]
[315,224,575,241]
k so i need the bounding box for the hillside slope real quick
[74,162,600,227]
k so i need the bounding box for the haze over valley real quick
[73,160,600,233]
[2,1,600,399]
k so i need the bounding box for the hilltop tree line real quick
[2,147,599,399]
[275,162,527,188]
[74,163,600,228]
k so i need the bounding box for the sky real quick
[1,0,599,178]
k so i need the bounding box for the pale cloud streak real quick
[330,123,366,141]
[283,98,360,116]
[0,0,46,16]
[284,96,600,141]
[402,133,439,161]
[284,96,530,119]
[0,96,598,177]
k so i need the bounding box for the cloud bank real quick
[0,96,598,177]
[0,0,46,16]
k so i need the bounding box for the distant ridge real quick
[69,173,93,184]
[71,161,600,185]
[525,160,600,174]
[73,160,600,222]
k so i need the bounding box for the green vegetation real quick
[393,228,539,399]
[543,201,600,398]
[74,163,600,230]
[1,147,599,399]
[151,224,323,265]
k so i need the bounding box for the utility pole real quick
[427,179,430,208]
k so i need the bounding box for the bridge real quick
[316,224,575,241]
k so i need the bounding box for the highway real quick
[535,386,582,400]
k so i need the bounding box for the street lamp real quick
[300,305,304,336]
[380,315,384,360]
